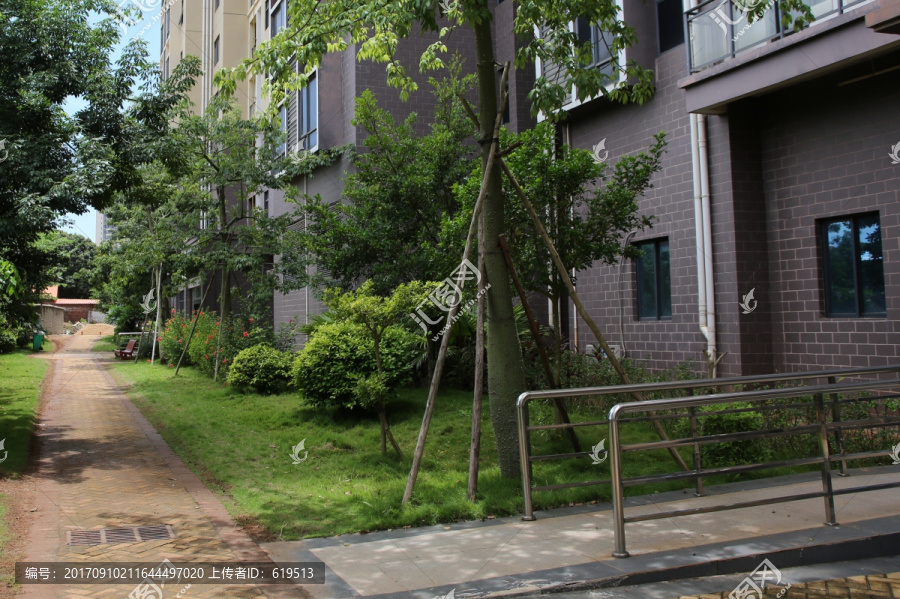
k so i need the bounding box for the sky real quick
[60,7,162,244]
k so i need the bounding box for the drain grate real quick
[66,525,176,546]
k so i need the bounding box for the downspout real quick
[699,115,717,375]
[686,0,717,376]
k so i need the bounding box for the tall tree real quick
[217,0,811,479]
[0,0,151,320]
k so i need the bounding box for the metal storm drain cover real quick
[66,525,176,546]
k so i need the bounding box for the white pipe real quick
[698,114,717,375]
[686,0,717,377]
[201,0,208,110]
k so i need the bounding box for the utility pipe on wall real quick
[686,0,718,376]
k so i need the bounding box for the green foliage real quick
[293,65,476,294]
[227,344,295,394]
[33,231,99,298]
[693,403,772,468]
[159,311,193,366]
[293,322,420,409]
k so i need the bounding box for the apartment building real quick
[537,0,900,375]
[161,0,900,375]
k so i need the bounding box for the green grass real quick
[0,345,49,476]
[0,343,50,589]
[92,335,119,353]
[108,361,717,540]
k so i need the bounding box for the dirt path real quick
[14,335,303,599]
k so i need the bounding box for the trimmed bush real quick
[227,344,295,394]
[293,321,420,409]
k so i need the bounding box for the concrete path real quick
[263,464,900,598]
[20,335,303,599]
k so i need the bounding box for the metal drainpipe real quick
[686,0,717,376]
[698,115,717,375]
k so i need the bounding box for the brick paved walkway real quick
[20,336,302,599]
[676,571,900,597]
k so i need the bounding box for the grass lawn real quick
[108,360,704,540]
[0,342,50,589]
[91,335,119,353]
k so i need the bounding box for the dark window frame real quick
[634,238,672,321]
[820,212,886,318]
[214,35,220,64]
[297,70,318,151]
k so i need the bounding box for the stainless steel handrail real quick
[609,378,900,557]
[516,365,900,522]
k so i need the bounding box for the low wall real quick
[38,304,66,335]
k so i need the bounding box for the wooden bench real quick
[114,339,137,360]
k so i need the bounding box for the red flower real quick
[243,331,249,337]
[204,355,209,360]
[157,337,162,341]
[249,317,254,323]
[178,339,183,343]
[222,358,228,364]
[171,309,175,314]
[199,312,204,316]
[168,364,174,368]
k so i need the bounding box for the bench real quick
[114,339,137,360]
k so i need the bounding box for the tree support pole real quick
[499,234,581,453]
[402,63,511,505]
[174,277,214,376]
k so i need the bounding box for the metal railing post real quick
[517,396,536,521]
[689,403,705,497]
[814,392,837,525]
[827,376,848,476]
[609,406,629,558]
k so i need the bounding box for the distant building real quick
[95,212,116,244]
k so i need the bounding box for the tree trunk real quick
[473,14,528,479]
[373,334,401,456]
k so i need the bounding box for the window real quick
[248,195,256,215]
[214,35,220,64]
[215,0,220,10]
[165,7,170,40]
[265,0,270,29]
[656,0,684,53]
[635,239,671,320]
[575,18,614,77]
[821,213,885,317]
[271,0,285,37]
[297,71,318,151]
[264,190,269,214]
[179,0,184,24]
[164,56,169,81]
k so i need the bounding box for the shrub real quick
[159,311,192,365]
[293,321,420,409]
[674,402,772,468]
[227,344,295,394]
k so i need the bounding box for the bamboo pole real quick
[499,234,581,453]
[402,63,511,505]
[498,158,689,471]
[174,277,213,376]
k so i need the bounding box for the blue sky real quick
[60,8,162,243]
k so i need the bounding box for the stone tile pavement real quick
[20,335,304,599]
[675,571,900,598]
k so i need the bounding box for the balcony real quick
[686,0,872,73]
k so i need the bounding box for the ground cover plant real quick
[0,342,50,588]
[108,359,705,540]
[91,335,119,353]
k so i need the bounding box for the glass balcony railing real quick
[686,0,870,73]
